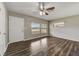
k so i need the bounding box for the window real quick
[31,22,40,34]
[41,24,47,33]
[31,22,48,34]
[54,22,64,28]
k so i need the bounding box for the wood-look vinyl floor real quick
[4,36,79,56]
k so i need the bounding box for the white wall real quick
[8,11,48,41]
[0,3,8,55]
[50,15,79,42]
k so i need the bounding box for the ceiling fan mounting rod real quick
[39,2,45,11]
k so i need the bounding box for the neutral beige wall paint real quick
[8,11,48,41]
[50,15,79,42]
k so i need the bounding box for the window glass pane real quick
[31,22,40,34]
[54,22,64,28]
[41,24,47,33]
[41,24,47,28]
[41,28,47,33]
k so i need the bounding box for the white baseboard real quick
[51,35,79,42]
[24,35,48,41]
[8,35,49,44]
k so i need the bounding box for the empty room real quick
[1,2,79,56]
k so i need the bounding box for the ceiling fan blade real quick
[45,12,48,15]
[46,7,55,11]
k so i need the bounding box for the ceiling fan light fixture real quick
[40,11,45,16]
[40,11,43,15]
[42,11,45,15]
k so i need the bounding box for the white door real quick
[9,16,24,43]
[0,3,7,55]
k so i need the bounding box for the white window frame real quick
[41,24,48,34]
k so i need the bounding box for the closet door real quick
[9,16,24,43]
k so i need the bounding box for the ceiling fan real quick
[39,2,55,16]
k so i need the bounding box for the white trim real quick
[0,43,9,56]
[51,35,79,42]
[3,43,8,56]
[8,35,48,44]
[24,35,48,41]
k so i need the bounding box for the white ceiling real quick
[4,2,79,20]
